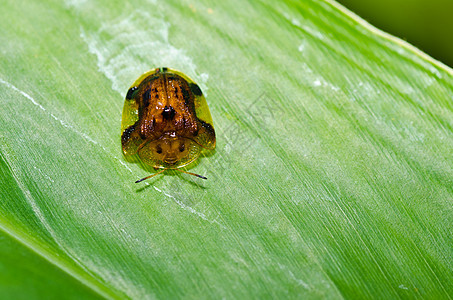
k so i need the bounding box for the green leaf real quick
[1,0,452,298]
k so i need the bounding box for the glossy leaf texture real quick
[0,0,452,298]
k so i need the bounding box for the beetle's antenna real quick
[135,168,167,183]
[135,168,207,183]
[173,168,207,180]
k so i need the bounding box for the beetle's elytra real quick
[121,67,216,183]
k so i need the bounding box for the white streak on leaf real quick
[153,186,226,229]
[0,78,132,173]
[79,10,209,96]
[278,263,311,289]
[0,78,97,145]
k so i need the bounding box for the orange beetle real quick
[121,67,216,183]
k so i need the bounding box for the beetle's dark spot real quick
[181,86,191,105]
[142,89,151,107]
[126,86,138,99]
[156,144,163,154]
[162,67,168,72]
[166,75,179,81]
[179,143,185,152]
[201,120,215,136]
[162,106,176,120]
[189,83,203,96]
[121,123,137,146]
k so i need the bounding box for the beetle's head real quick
[139,132,200,167]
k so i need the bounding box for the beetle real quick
[121,67,216,183]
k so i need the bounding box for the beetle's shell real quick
[121,67,215,168]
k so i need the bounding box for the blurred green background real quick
[337,0,453,68]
